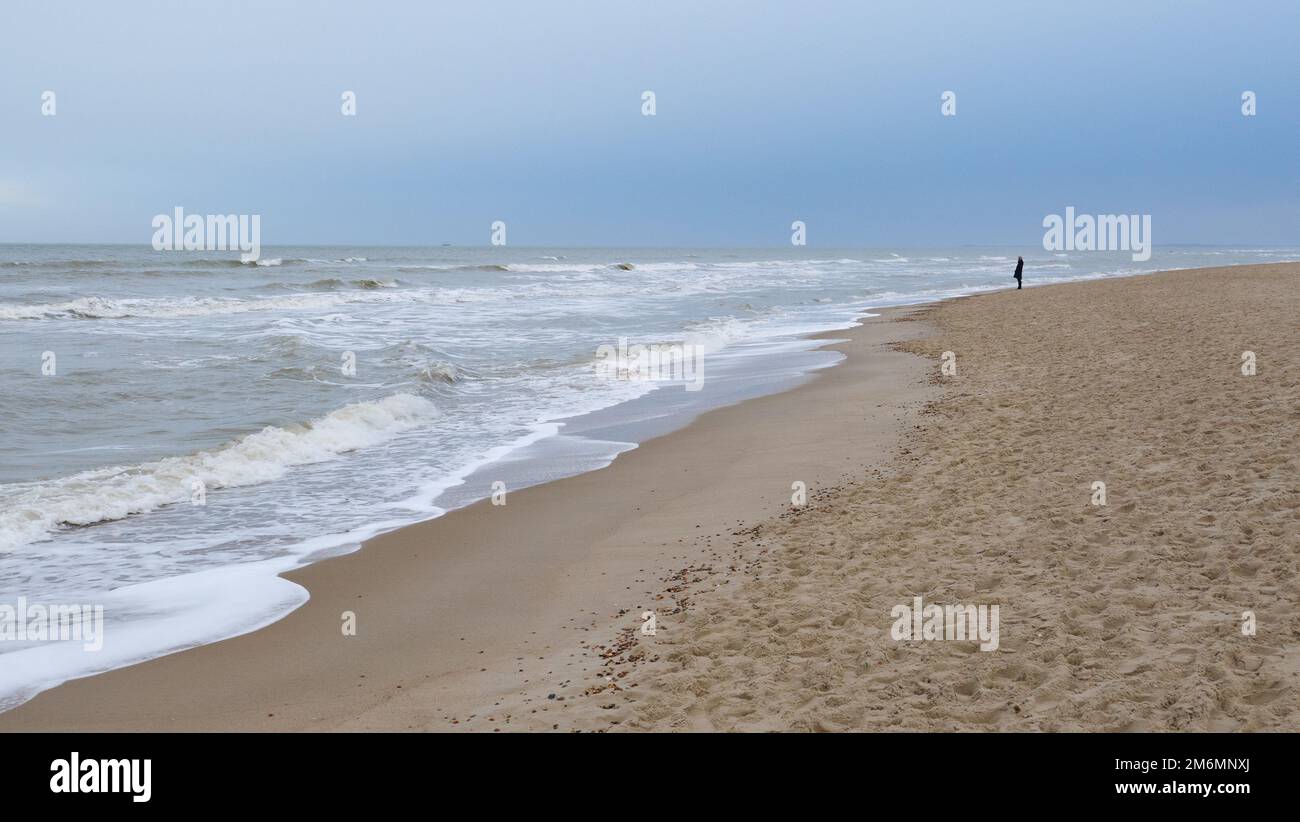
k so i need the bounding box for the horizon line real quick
[1,241,1294,250]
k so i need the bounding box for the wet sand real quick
[0,305,935,730]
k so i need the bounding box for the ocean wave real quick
[374,340,471,384]
[395,259,860,276]
[261,277,401,292]
[682,315,751,352]
[396,263,508,272]
[0,258,115,269]
[500,263,612,273]
[239,256,366,267]
[0,286,485,321]
[414,361,460,383]
[302,278,346,290]
[393,262,634,275]
[166,256,367,269]
[587,315,751,374]
[0,393,438,553]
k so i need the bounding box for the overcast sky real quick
[2,0,1298,246]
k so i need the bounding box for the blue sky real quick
[2,0,1298,246]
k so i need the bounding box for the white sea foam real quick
[0,558,309,712]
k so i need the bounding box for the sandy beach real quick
[2,262,1296,732]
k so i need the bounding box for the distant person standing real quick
[1013,256,1024,289]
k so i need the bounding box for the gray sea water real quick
[1,243,1295,708]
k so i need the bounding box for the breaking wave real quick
[0,394,438,553]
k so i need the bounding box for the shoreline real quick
[4,261,1295,731]
[1,253,1289,711]
[0,302,938,730]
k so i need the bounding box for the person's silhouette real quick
[1014,256,1024,290]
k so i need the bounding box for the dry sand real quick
[2,263,1295,731]
[585,262,1300,731]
